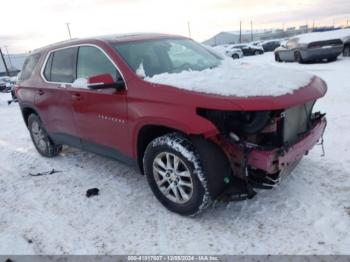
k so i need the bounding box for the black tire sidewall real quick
[144,135,207,216]
[28,114,59,157]
[275,53,281,62]
[295,52,303,63]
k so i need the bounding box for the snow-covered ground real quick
[0,53,350,255]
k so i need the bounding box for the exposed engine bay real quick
[197,100,326,201]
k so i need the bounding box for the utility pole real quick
[239,21,242,43]
[187,21,192,38]
[4,46,13,69]
[0,48,10,76]
[250,21,253,41]
[65,22,72,39]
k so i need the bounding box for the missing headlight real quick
[197,109,272,135]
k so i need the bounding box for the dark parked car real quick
[261,40,281,52]
[0,77,12,92]
[16,33,327,216]
[343,36,350,57]
[232,44,264,56]
[0,78,7,91]
[274,36,343,63]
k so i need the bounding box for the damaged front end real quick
[198,100,327,201]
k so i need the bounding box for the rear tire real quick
[254,50,261,55]
[232,54,239,59]
[294,51,303,63]
[143,133,211,216]
[28,114,62,157]
[343,46,350,57]
[327,56,337,62]
[275,53,281,62]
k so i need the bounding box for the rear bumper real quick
[248,117,326,174]
[301,46,343,60]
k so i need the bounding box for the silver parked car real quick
[274,37,343,63]
[213,45,244,59]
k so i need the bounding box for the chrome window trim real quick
[40,43,128,90]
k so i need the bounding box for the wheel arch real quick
[21,106,40,127]
[132,112,218,173]
[136,124,184,174]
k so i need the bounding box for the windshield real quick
[113,38,222,77]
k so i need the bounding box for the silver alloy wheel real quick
[153,152,193,204]
[31,121,48,152]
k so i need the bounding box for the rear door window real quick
[19,53,41,81]
[49,47,77,83]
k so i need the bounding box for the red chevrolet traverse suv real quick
[16,33,327,216]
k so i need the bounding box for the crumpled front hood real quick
[145,59,314,98]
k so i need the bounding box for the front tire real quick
[343,46,350,57]
[327,56,337,62]
[28,114,62,157]
[275,52,281,62]
[143,133,210,216]
[232,54,239,59]
[294,51,303,63]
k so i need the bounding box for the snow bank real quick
[145,59,313,97]
[296,29,350,44]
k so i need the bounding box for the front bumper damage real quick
[248,116,326,174]
[212,116,327,201]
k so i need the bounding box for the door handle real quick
[37,89,44,96]
[71,93,82,101]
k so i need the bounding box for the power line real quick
[65,23,72,39]
[239,21,242,43]
[0,48,10,76]
[4,46,13,69]
[187,21,192,38]
[250,21,253,41]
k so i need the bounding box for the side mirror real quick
[87,73,125,90]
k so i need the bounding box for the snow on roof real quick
[145,59,313,97]
[295,28,350,44]
[232,43,264,50]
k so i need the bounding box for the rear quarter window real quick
[19,53,41,81]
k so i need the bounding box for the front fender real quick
[128,101,218,157]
